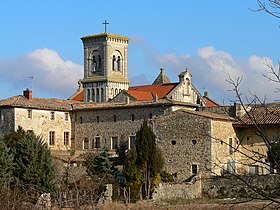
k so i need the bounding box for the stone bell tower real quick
[81,32,130,102]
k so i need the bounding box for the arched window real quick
[111,88,114,97]
[112,55,116,71]
[92,89,95,102]
[101,88,104,102]
[115,88,118,96]
[87,89,90,102]
[117,56,121,71]
[92,56,97,72]
[98,55,102,70]
[96,88,100,102]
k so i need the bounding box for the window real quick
[131,114,135,121]
[65,113,69,121]
[129,136,136,149]
[229,138,233,154]
[226,159,235,174]
[112,55,116,70]
[96,88,100,102]
[149,113,153,119]
[64,132,69,145]
[95,136,101,148]
[49,131,55,145]
[92,89,95,102]
[80,117,83,124]
[92,56,97,72]
[83,138,89,150]
[111,137,118,150]
[97,116,100,123]
[192,164,198,175]
[101,88,104,102]
[27,110,32,119]
[87,89,90,102]
[50,112,55,120]
[113,115,117,122]
[117,56,121,71]
[249,165,259,175]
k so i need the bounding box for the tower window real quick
[113,115,117,122]
[98,55,101,70]
[117,56,121,71]
[101,88,104,102]
[131,114,135,121]
[92,56,97,72]
[112,55,116,70]
[96,88,100,102]
[92,89,95,102]
[95,136,101,148]
[97,116,100,123]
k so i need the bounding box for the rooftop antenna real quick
[102,20,109,33]
[27,76,34,94]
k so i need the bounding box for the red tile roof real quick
[128,83,177,100]
[124,90,153,101]
[204,96,219,107]
[70,90,84,101]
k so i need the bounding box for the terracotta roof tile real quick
[0,95,80,111]
[235,106,280,126]
[204,96,219,107]
[128,83,177,100]
[125,90,153,101]
[70,90,84,101]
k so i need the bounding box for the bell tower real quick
[81,32,130,102]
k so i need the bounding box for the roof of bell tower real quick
[81,33,130,43]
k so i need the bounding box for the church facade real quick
[0,31,276,180]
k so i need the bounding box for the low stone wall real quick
[152,180,202,201]
[202,174,280,199]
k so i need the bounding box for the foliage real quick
[0,127,56,193]
[123,120,164,199]
[86,149,116,184]
[0,140,14,190]
[160,171,175,182]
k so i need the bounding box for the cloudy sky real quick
[0,1,279,103]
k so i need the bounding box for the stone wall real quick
[153,110,212,180]
[15,107,71,150]
[202,174,280,199]
[152,180,202,201]
[0,107,15,133]
[73,105,166,151]
[211,119,237,176]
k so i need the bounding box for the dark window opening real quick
[171,140,176,145]
[192,139,197,145]
[97,116,100,123]
[113,115,117,122]
[192,164,198,175]
[131,114,135,121]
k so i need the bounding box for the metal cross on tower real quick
[102,20,109,33]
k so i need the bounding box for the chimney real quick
[204,91,208,98]
[23,88,32,101]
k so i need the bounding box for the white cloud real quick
[0,48,83,98]
[145,45,279,103]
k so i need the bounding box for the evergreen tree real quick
[3,128,55,193]
[0,140,14,191]
[86,149,115,183]
[124,120,164,199]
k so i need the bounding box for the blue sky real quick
[0,1,279,103]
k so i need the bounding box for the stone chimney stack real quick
[23,88,32,101]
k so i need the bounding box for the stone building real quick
[0,31,278,180]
